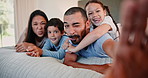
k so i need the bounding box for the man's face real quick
[64,12,88,44]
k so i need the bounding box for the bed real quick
[0,47,112,78]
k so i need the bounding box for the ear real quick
[85,20,90,34]
[61,31,66,35]
[104,10,107,16]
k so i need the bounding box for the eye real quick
[96,10,100,13]
[88,12,93,15]
[48,31,51,34]
[73,24,79,27]
[41,22,46,25]
[33,23,38,26]
[64,25,69,28]
[54,31,58,33]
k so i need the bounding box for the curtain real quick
[14,0,37,43]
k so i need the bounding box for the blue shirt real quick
[77,33,112,58]
[42,35,68,59]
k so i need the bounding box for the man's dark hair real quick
[64,7,88,22]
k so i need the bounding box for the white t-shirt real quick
[90,16,119,41]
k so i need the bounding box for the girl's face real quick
[32,15,47,37]
[85,3,106,26]
[47,26,63,46]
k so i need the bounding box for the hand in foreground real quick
[26,46,42,57]
[105,0,148,78]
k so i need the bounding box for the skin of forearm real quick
[64,60,110,74]
[75,24,111,52]
[103,39,116,58]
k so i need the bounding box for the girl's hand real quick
[62,38,70,50]
[67,43,77,53]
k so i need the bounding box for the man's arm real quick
[104,0,148,78]
[63,52,111,74]
[102,39,116,58]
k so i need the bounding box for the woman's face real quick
[85,3,106,26]
[32,15,47,37]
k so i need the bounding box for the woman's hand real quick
[15,42,34,52]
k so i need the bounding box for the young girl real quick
[67,0,120,53]
[26,18,68,60]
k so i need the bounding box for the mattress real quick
[0,47,112,78]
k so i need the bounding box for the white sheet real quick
[0,47,111,78]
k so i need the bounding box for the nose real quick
[68,26,75,35]
[37,24,42,30]
[93,12,98,17]
[51,32,55,37]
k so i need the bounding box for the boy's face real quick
[47,26,63,46]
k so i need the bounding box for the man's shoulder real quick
[98,33,112,40]
[94,33,113,45]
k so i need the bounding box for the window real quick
[0,0,15,47]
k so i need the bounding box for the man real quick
[63,7,115,74]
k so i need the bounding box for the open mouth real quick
[38,31,43,35]
[68,35,80,43]
[50,38,56,41]
[93,18,101,23]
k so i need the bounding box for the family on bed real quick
[15,0,148,78]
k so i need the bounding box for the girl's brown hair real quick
[84,0,120,39]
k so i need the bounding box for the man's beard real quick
[68,35,80,44]
[68,31,86,44]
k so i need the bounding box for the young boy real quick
[42,18,68,59]
[26,18,68,60]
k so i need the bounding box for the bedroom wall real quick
[36,0,78,21]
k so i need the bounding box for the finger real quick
[133,0,148,47]
[16,47,24,52]
[34,53,37,57]
[15,44,22,48]
[27,46,35,52]
[26,52,32,56]
[120,0,137,45]
[30,51,36,57]
[36,52,40,57]
[15,44,23,52]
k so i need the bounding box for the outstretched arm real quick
[63,52,111,74]
[68,24,111,52]
[105,0,148,78]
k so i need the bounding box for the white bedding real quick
[0,47,112,78]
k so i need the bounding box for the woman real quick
[15,10,48,52]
